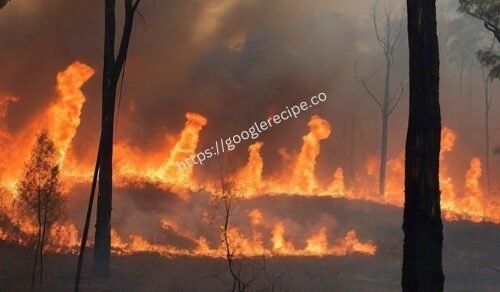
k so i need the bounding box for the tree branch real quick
[114,0,141,82]
[361,79,383,111]
[133,0,142,10]
[487,92,494,109]
[388,83,404,116]
[372,7,389,51]
[390,16,403,54]
[484,265,500,273]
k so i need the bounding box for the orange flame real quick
[3,60,500,259]
[291,115,331,194]
[156,112,207,186]
[235,142,264,197]
[327,167,346,196]
[264,115,331,195]
[46,61,95,166]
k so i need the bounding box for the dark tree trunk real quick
[74,148,100,292]
[403,0,444,291]
[93,0,116,277]
[40,203,48,284]
[31,189,42,288]
[93,0,140,277]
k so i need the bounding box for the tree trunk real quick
[93,0,116,277]
[403,0,444,291]
[380,113,388,196]
[93,0,139,277]
[31,189,42,288]
[31,241,39,289]
[39,195,49,284]
[484,79,491,194]
[459,61,464,100]
[467,63,472,115]
[349,116,356,183]
[380,54,391,197]
[74,147,101,292]
[93,96,114,275]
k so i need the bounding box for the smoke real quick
[1,0,500,254]
[1,0,366,170]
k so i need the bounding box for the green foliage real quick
[459,0,500,79]
[16,129,66,233]
[477,49,500,79]
[459,0,500,35]
[0,0,10,9]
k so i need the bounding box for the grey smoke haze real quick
[0,0,499,187]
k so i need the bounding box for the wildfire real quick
[271,222,295,253]
[440,127,458,211]
[155,112,207,186]
[453,158,486,222]
[0,62,94,191]
[289,115,331,194]
[2,60,500,261]
[49,223,80,253]
[105,209,377,258]
[235,142,264,197]
[0,62,94,245]
[327,168,346,196]
[258,115,332,195]
[0,96,18,143]
[46,61,95,166]
[113,112,207,198]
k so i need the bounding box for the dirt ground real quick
[2,198,500,291]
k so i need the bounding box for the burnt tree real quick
[403,0,444,291]
[359,4,404,197]
[93,0,142,277]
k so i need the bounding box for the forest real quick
[1,0,500,291]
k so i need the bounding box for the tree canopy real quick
[459,0,500,79]
[16,129,66,234]
[0,0,10,9]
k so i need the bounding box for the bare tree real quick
[217,158,253,292]
[93,0,142,277]
[358,3,404,197]
[214,156,285,292]
[403,0,444,291]
[16,129,66,288]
